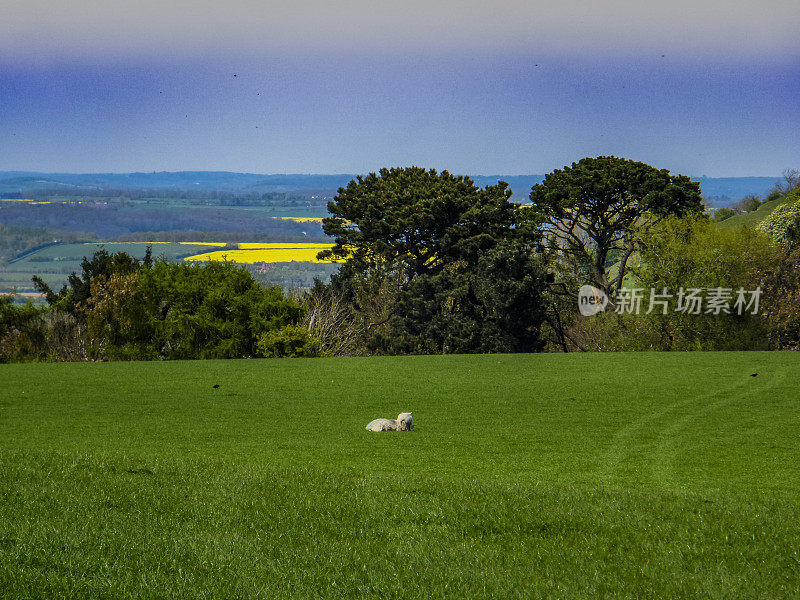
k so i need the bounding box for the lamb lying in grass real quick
[366,412,413,432]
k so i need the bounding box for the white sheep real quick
[366,412,413,432]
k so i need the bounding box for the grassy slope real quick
[1,353,799,598]
[717,189,799,230]
[608,190,798,287]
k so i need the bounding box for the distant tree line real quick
[16,188,327,205]
[0,224,98,266]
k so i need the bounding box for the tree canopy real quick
[320,166,536,279]
[319,166,549,354]
[530,156,702,295]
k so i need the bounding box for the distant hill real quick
[0,171,783,203]
[694,176,784,207]
[0,172,359,194]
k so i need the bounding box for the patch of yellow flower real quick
[237,243,332,250]
[0,199,50,204]
[183,243,337,264]
[277,216,325,223]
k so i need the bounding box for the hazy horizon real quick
[0,169,788,179]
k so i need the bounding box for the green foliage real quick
[766,188,784,202]
[758,244,800,349]
[712,207,736,222]
[3,249,314,361]
[733,194,762,213]
[33,247,147,313]
[386,238,548,354]
[256,323,318,357]
[755,190,800,243]
[320,167,548,354]
[2,353,800,598]
[599,215,776,351]
[530,156,703,294]
[321,167,537,278]
[132,261,310,360]
[787,212,800,246]
[0,295,45,361]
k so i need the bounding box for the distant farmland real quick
[0,241,338,294]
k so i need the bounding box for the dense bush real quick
[564,215,777,351]
[756,189,800,243]
[3,250,317,362]
[733,194,762,213]
[759,243,800,350]
[713,207,736,222]
[256,324,318,358]
[132,261,311,360]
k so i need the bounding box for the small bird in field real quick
[750,373,758,377]
[213,384,220,388]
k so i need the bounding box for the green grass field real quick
[8,241,221,267]
[1,353,799,598]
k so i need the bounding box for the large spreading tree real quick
[319,167,549,353]
[529,156,703,296]
[320,166,533,277]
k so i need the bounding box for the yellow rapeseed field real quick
[278,216,325,223]
[237,243,332,250]
[183,243,337,263]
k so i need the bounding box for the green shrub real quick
[256,324,318,358]
[569,215,777,351]
[18,250,316,361]
[713,207,736,222]
[756,192,800,243]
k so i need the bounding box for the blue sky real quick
[1,0,798,176]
